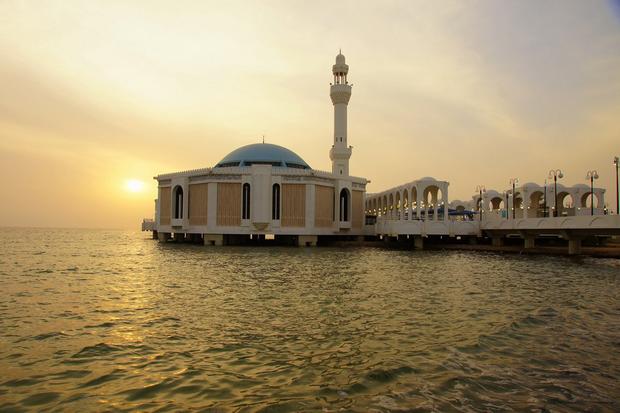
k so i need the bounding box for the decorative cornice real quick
[156,165,368,185]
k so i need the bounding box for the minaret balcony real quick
[330,146,352,161]
[330,84,352,104]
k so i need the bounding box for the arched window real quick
[272,183,280,220]
[242,183,251,220]
[339,188,349,222]
[174,186,183,219]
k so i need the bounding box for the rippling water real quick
[1,228,619,412]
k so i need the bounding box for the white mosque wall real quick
[154,167,367,237]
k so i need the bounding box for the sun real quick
[124,179,145,193]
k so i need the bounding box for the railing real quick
[141,219,155,231]
[481,213,620,232]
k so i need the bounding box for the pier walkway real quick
[373,214,620,255]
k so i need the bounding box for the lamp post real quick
[509,178,518,219]
[504,191,509,219]
[586,170,599,216]
[475,185,486,221]
[614,156,619,215]
[548,169,564,217]
[543,179,547,218]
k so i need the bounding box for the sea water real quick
[1,228,619,412]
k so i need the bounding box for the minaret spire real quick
[329,51,352,176]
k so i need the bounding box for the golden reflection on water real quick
[0,228,619,412]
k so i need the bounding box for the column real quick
[416,187,423,221]
[442,184,449,221]
[207,183,218,232]
[414,236,424,249]
[523,190,530,219]
[523,235,535,249]
[568,238,582,255]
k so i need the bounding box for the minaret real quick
[329,51,352,176]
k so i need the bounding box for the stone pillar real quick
[414,236,424,250]
[568,238,582,255]
[416,187,422,221]
[204,234,224,246]
[298,235,318,247]
[523,191,530,219]
[406,189,411,221]
[152,230,158,240]
[443,184,449,221]
[524,235,535,249]
[492,236,504,247]
[158,232,171,242]
[173,232,185,242]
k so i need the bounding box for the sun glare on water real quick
[124,179,145,193]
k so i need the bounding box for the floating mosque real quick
[143,52,620,253]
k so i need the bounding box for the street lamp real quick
[548,169,564,217]
[614,156,619,215]
[509,178,518,219]
[586,170,599,216]
[504,191,509,219]
[475,185,486,221]
[543,179,547,218]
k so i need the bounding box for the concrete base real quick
[187,233,202,243]
[157,232,171,242]
[298,235,318,247]
[492,237,504,247]
[524,236,535,249]
[568,238,582,255]
[204,234,224,246]
[413,236,424,250]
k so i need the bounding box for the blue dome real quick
[215,143,310,169]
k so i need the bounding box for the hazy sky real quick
[1,0,619,228]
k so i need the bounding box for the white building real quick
[152,52,367,246]
[145,52,613,249]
